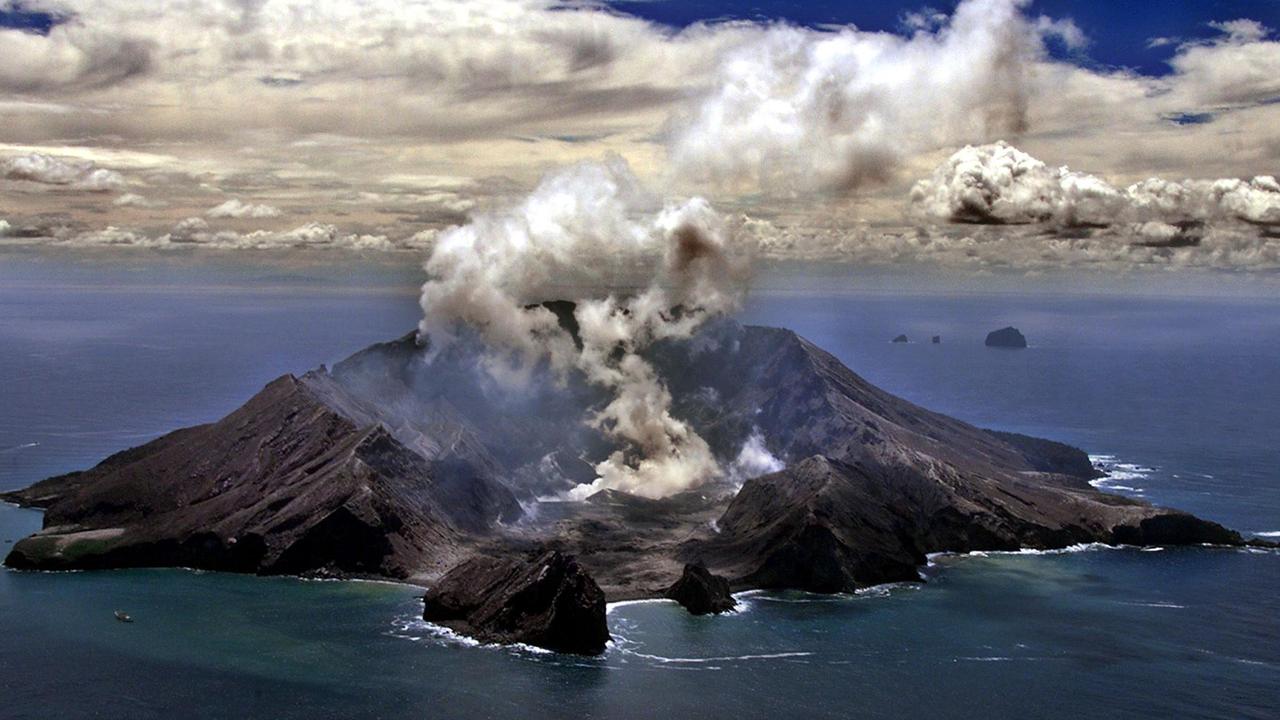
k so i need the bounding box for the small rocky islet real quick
[986,326,1028,348]
[2,307,1258,655]
[665,563,737,615]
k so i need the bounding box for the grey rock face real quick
[422,550,610,655]
[665,564,737,615]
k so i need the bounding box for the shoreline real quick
[5,501,1273,597]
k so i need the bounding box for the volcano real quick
[2,309,1245,620]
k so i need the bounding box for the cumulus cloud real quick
[187,221,390,250]
[910,142,1280,228]
[113,192,164,208]
[908,141,1124,225]
[665,0,1053,195]
[1,153,125,191]
[64,227,169,248]
[740,217,1280,272]
[419,156,749,499]
[1,0,1278,275]
[206,198,283,218]
[14,217,394,251]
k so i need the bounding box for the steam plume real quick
[418,156,749,499]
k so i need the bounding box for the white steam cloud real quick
[1,153,125,191]
[418,155,749,500]
[911,141,1280,227]
[665,0,1067,194]
[728,428,785,487]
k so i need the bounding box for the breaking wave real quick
[932,543,1121,561]
[606,598,676,615]
[387,614,554,656]
[1088,454,1153,495]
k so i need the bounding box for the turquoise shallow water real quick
[1,257,1278,719]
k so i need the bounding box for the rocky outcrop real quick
[988,431,1103,480]
[892,334,909,343]
[422,550,609,655]
[1,375,518,577]
[985,326,1027,348]
[665,563,737,615]
[692,455,1241,593]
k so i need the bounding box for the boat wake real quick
[619,649,814,665]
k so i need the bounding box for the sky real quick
[610,1,1280,74]
[1,0,1279,273]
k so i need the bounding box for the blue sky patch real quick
[0,2,64,36]
[1164,111,1215,126]
[606,0,1280,77]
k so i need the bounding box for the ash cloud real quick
[418,156,750,499]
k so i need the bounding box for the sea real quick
[1,252,1277,719]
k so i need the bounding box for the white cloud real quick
[742,218,1280,272]
[203,222,386,249]
[0,0,1276,275]
[910,142,1280,228]
[1207,19,1272,44]
[1207,176,1280,225]
[206,198,283,218]
[1168,22,1280,106]
[113,192,164,208]
[66,227,170,248]
[665,0,1047,195]
[908,141,1127,226]
[1,153,125,191]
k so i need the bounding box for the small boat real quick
[113,610,133,623]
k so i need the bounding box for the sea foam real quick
[1089,454,1153,495]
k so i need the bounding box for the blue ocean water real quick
[1,256,1277,719]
